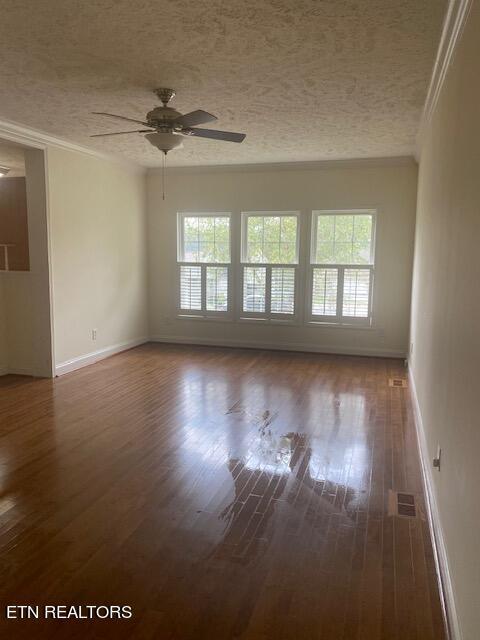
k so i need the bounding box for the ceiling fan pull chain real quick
[162,151,166,201]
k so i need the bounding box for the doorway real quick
[0,140,53,377]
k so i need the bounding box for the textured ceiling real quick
[0,141,25,177]
[0,0,446,167]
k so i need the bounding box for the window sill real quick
[176,314,300,326]
[238,316,299,326]
[177,314,233,323]
[306,320,376,331]
[175,315,378,331]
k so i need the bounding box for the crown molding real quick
[0,117,146,174]
[416,0,473,158]
[147,155,416,176]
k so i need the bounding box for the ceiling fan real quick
[91,88,246,154]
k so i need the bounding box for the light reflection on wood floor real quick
[0,344,446,639]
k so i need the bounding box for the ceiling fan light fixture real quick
[0,166,10,177]
[145,132,184,153]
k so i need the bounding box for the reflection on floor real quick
[0,344,446,639]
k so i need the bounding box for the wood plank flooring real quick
[0,344,446,639]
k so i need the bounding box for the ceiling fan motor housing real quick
[146,106,182,130]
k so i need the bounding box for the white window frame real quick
[307,209,377,326]
[239,211,301,323]
[176,212,233,320]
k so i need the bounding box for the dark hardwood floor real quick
[0,344,446,639]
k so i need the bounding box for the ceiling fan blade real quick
[183,128,246,143]
[92,112,149,126]
[174,110,218,128]
[90,129,154,137]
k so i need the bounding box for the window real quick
[177,214,231,317]
[309,211,376,325]
[241,212,299,320]
[175,209,377,328]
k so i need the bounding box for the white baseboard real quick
[150,335,405,359]
[0,365,8,376]
[10,335,404,379]
[55,337,148,376]
[408,366,461,640]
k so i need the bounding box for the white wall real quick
[47,147,148,370]
[147,160,417,357]
[410,3,480,639]
[24,147,53,376]
[1,273,34,374]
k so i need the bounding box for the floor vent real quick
[397,492,416,517]
[388,490,417,518]
[388,378,408,388]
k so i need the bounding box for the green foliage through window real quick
[315,214,373,265]
[245,215,298,264]
[182,216,230,263]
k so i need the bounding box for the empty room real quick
[0,1,478,639]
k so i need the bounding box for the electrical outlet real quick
[91,328,97,341]
[410,342,414,357]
